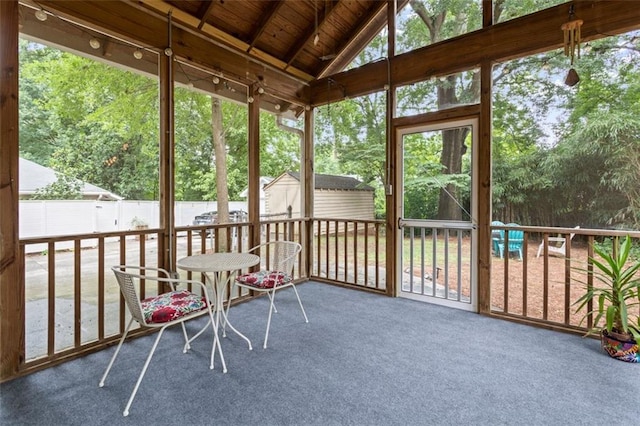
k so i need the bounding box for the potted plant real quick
[574,235,640,362]
[131,217,149,240]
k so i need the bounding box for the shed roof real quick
[19,157,122,201]
[266,171,374,192]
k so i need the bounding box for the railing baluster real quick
[375,223,380,289]
[503,230,509,313]
[74,239,81,348]
[353,222,358,285]
[21,220,634,374]
[364,223,369,287]
[564,233,571,325]
[47,241,55,357]
[119,235,126,333]
[431,229,437,297]
[586,236,594,330]
[420,227,425,295]
[457,231,462,302]
[334,221,339,281]
[98,237,105,341]
[344,221,348,283]
[324,220,329,279]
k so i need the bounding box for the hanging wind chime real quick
[561,5,583,86]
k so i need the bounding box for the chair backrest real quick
[111,266,147,325]
[506,228,524,248]
[507,229,524,240]
[491,221,504,239]
[253,241,302,275]
[569,225,580,240]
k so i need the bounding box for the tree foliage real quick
[17,2,640,230]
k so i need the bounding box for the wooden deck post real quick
[159,50,175,273]
[385,0,396,297]
[248,92,261,249]
[0,0,21,381]
[303,107,314,277]
[477,60,493,315]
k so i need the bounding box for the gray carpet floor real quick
[1,281,638,425]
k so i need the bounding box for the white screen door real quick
[396,118,478,311]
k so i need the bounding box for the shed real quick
[264,172,375,220]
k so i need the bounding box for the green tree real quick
[31,174,83,200]
[20,41,159,200]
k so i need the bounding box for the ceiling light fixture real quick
[89,38,101,49]
[212,76,220,84]
[164,47,173,57]
[133,49,143,59]
[247,96,254,103]
[274,104,281,111]
[35,9,47,21]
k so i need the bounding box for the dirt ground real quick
[385,236,596,329]
[490,240,593,328]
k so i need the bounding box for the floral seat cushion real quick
[235,270,292,289]
[141,290,207,324]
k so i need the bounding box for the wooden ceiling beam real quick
[284,0,339,68]
[36,0,311,106]
[136,0,314,82]
[196,0,216,30]
[317,0,389,78]
[246,0,285,52]
[311,0,640,105]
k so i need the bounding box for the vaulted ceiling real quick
[20,0,396,116]
[148,0,389,80]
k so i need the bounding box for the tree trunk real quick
[212,97,229,250]
[436,76,469,220]
[409,4,476,221]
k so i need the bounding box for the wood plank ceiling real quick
[150,0,387,79]
[20,0,390,116]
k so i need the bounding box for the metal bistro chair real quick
[101,266,220,417]
[228,241,308,349]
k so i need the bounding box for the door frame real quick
[394,116,479,312]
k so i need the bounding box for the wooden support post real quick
[477,60,493,315]
[0,0,21,381]
[385,0,396,297]
[248,92,261,249]
[159,52,174,273]
[482,0,493,28]
[303,107,314,278]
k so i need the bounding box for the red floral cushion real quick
[235,270,292,289]
[141,290,207,324]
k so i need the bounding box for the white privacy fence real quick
[20,200,251,253]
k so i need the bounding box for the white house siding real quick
[264,173,375,238]
[314,189,374,220]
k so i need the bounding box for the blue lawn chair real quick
[491,220,504,256]
[496,223,524,260]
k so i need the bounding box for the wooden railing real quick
[490,225,640,335]
[19,228,164,374]
[17,218,309,376]
[16,218,639,377]
[310,218,386,292]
